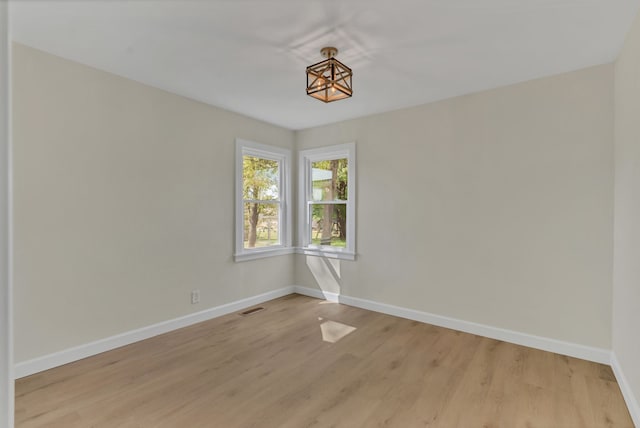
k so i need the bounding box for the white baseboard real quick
[294,286,611,365]
[611,352,640,427]
[14,286,295,379]
[14,285,615,381]
[293,285,340,302]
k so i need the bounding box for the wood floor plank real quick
[15,294,634,427]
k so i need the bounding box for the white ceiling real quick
[10,0,640,130]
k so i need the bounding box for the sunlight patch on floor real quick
[320,320,357,343]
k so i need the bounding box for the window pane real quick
[243,155,279,200]
[243,202,280,248]
[311,158,348,201]
[310,203,347,247]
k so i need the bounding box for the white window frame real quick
[298,142,356,261]
[235,139,292,262]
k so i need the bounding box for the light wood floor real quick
[16,294,633,427]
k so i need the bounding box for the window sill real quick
[234,247,295,262]
[234,247,356,262]
[296,247,356,261]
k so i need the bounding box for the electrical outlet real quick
[191,289,200,304]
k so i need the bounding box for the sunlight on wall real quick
[305,255,342,295]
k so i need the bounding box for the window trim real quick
[298,142,356,261]
[235,139,292,262]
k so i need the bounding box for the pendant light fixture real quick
[306,47,353,103]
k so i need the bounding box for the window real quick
[299,143,356,260]
[235,139,292,262]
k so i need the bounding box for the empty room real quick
[1,0,640,427]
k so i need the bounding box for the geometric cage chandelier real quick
[306,47,353,103]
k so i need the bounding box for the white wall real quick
[11,39,620,378]
[12,43,295,363]
[0,1,12,426]
[613,7,640,424]
[295,64,614,349]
